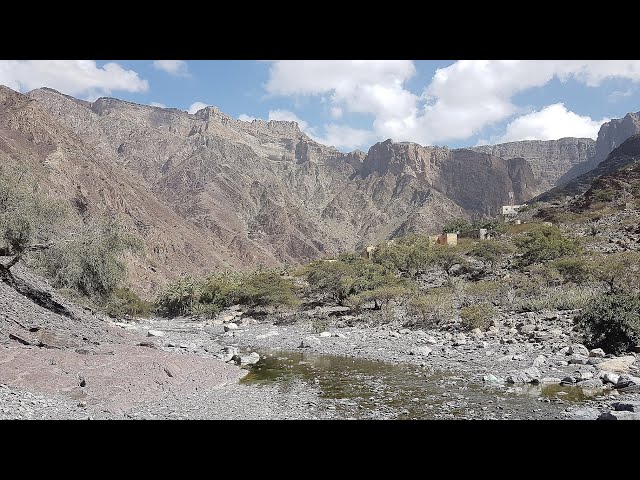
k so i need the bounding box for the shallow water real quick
[241,349,608,419]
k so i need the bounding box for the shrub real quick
[298,257,398,304]
[238,271,300,308]
[574,294,640,355]
[514,287,598,312]
[433,245,468,276]
[345,284,413,311]
[460,303,495,331]
[103,287,154,318]
[468,241,514,270]
[371,234,435,276]
[588,252,640,294]
[406,291,454,327]
[463,280,501,305]
[443,218,473,234]
[549,256,591,284]
[35,216,142,299]
[514,225,583,267]
[156,277,201,317]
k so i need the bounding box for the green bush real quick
[433,245,468,276]
[406,291,454,327]
[156,277,201,317]
[238,271,300,308]
[514,287,598,312]
[549,256,591,284]
[460,303,495,331]
[35,216,142,299]
[345,284,413,311]
[514,225,583,267]
[468,241,514,270]
[104,287,154,318]
[574,294,640,355]
[371,234,435,276]
[588,252,640,294]
[297,256,398,304]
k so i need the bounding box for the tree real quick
[513,225,582,267]
[433,245,467,276]
[0,166,67,275]
[469,241,514,271]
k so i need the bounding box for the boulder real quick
[482,374,504,384]
[506,366,541,384]
[568,344,590,356]
[147,330,165,337]
[589,348,606,358]
[299,336,321,348]
[221,346,239,362]
[601,371,620,385]
[399,329,412,335]
[616,374,640,389]
[598,411,640,420]
[611,400,640,412]
[319,331,332,338]
[223,323,238,332]
[566,407,601,420]
[239,352,261,365]
[569,354,589,365]
[597,355,636,373]
[533,355,546,367]
[409,346,432,357]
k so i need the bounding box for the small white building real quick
[501,204,525,216]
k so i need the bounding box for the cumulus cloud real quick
[238,114,256,122]
[188,101,209,114]
[309,124,375,150]
[150,101,166,108]
[265,60,640,146]
[497,103,608,143]
[329,106,343,118]
[152,60,189,76]
[0,60,148,100]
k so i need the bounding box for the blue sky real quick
[2,60,640,151]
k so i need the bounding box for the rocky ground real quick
[123,304,640,420]
[2,264,639,420]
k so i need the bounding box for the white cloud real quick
[497,103,609,143]
[308,124,375,150]
[150,101,166,108]
[238,114,256,122]
[329,106,343,118]
[267,109,309,130]
[265,60,640,146]
[152,60,189,76]
[0,60,148,100]
[188,101,209,114]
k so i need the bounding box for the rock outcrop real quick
[470,138,595,191]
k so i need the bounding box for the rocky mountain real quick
[471,112,640,192]
[7,85,638,294]
[556,111,640,184]
[470,138,596,191]
[536,133,640,203]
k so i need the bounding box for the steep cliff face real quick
[0,85,557,293]
[470,138,596,191]
[536,134,640,202]
[555,111,640,184]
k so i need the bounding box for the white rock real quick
[601,371,620,385]
[409,346,432,357]
[224,323,238,332]
[597,355,636,373]
[399,329,412,334]
[319,331,332,338]
[255,330,279,340]
[589,348,606,358]
[147,330,165,337]
[533,355,546,367]
[568,344,590,357]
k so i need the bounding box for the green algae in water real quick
[239,349,604,419]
